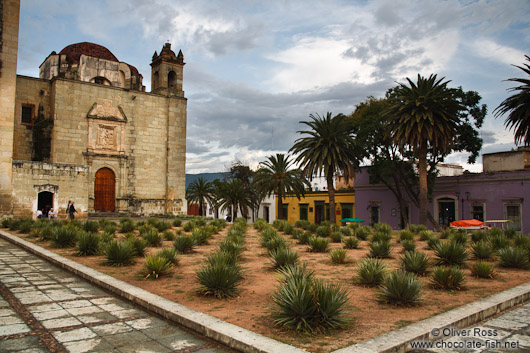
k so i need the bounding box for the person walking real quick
[68,202,77,220]
[66,201,71,220]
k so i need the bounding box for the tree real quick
[385,74,464,226]
[217,178,252,219]
[290,112,362,225]
[252,154,309,221]
[494,55,530,146]
[186,177,214,216]
[227,161,254,218]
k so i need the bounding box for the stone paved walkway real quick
[410,303,530,353]
[0,238,233,353]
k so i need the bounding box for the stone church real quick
[0,0,187,218]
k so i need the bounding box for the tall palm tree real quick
[385,74,461,226]
[253,154,309,221]
[185,177,214,216]
[494,55,530,146]
[290,112,360,225]
[217,178,251,219]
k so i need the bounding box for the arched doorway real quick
[94,168,115,211]
[38,191,53,215]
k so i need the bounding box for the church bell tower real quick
[150,43,185,97]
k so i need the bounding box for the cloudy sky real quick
[17,0,530,174]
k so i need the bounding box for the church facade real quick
[1,0,187,218]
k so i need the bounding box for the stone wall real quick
[11,161,89,219]
[0,0,20,214]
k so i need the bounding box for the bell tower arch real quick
[150,43,185,97]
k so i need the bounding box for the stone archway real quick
[94,167,115,211]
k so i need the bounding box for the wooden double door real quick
[94,168,115,211]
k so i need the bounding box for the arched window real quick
[91,76,112,86]
[119,70,126,87]
[168,71,177,89]
[153,71,159,89]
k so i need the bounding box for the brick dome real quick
[59,42,119,64]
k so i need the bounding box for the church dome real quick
[59,42,119,63]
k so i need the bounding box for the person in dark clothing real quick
[68,202,78,220]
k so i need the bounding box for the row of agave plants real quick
[0,216,227,281]
[253,218,530,333]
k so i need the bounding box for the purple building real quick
[354,148,530,233]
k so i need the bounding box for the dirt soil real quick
[6,225,530,353]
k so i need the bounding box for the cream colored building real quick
[1,0,187,218]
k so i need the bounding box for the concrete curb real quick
[332,281,530,353]
[0,230,305,353]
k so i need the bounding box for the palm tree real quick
[290,112,360,225]
[253,154,309,221]
[494,55,530,146]
[186,177,214,216]
[217,178,251,219]
[385,74,461,226]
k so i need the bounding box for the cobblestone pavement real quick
[410,303,530,353]
[0,238,234,353]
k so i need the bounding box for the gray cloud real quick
[480,130,498,145]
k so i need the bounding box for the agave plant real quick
[400,251,430,275]
[141,255,172,279]
[196,261,243,298]
[355,258,386,287]
[399,230,414,242]
[330,232,343,243]
[369,241,392,258]
[173,235,195,253]
[497,247,529,269]
[51,225,79,248]
[76,232,100,256]
[82,220,99,233]
[308,236,330,252]
[330,249,348,264]
[378,270,422,306]
[432,241,468,267]
[471,261,495,279]
[343,236,360,249]
[401,239,416,253]
[472,241,494,260]
[104,240,135,266]
[155,247,179,265]
[269,247,300,269]
[430,266,466,290]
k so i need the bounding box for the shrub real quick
[119,219,135,233]
[283,223,294,235]
[39,224,54,241]
[219,240,244,257]
[141,255,172,279]
[51,226,79,248]
[430,266,466,290]
[105,240,135,266]
[419,230,434,241]
[254,218,268,231]
[343,236,360,249]
[261,235,287,252]
[427,236,442,250]
[172,218,182,227]
[371,231,392,243]
[207,251,238,267]
[355,258,386,287]
[471,230,488,243]
[308,236,329,252]
[156,247,179,265]
[432,241,468,267]
[471,261,495,279]
[498,247,529,269]
[449,231,468,246]
[183,220,197,232]
[316,225,331,238]
[401,239,416,253]
[294,220,310,229]
[173,235,195,253]
[83,220,99,233]
[272,265,350,333]
[129,238,148,257]
[191,228,212,245]
[269,247,300,269]
[76,232,100,256]
[298,231,312,245]
[472,241,494,260]
[162,230,176,241]
[291,229,303,240]
[196,261,243,298]
[369,241,392,258]
[354,226,371,240]
[273,219,287,231]
[373,222,392,235]
[489,234,511,251]
[140,226,163,247]
[330,249,348,264]
[339,227,353,237]
[513,234,530,248]
[440,229,452,239]
[503,228,518,238]
[210,218,226,229]
[409,224,427,234]
[18,218,35,233]
[378,270,422,306]
[103,224,116,235]
[400,251,430,275]
[399,230,414,242]
[330,231,343,243]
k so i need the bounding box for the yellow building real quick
[279,190,355,225]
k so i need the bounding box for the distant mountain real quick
[185,172,229,189]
